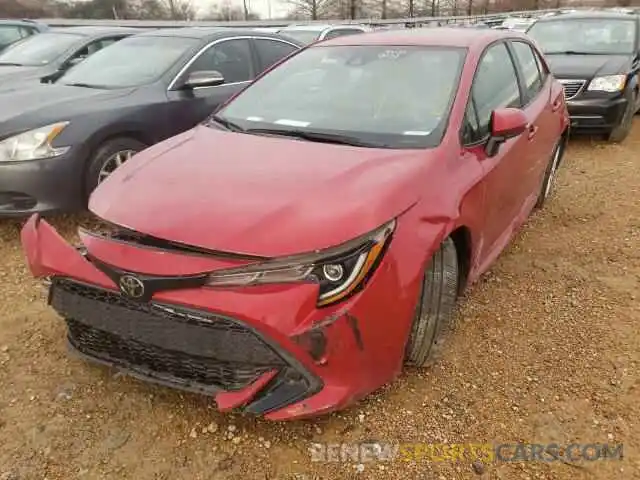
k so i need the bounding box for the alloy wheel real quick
[543,143,562,199]
[98,149,137,184]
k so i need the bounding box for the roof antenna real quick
[112,6,119,19]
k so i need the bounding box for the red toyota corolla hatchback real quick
[22,28,569,420]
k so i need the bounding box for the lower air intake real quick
[50,278,285,393]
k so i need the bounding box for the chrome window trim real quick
[167,35,300,92]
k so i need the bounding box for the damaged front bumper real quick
[21,214,415,420]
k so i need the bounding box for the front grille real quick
[50,278,285,393]
[558,79,586,100]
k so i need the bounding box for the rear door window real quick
[253,38,298,73]
[510,41,543,104]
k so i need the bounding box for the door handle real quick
[527,124,538,140]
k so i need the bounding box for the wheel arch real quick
[448,225,472,296]
[82,129,153,199]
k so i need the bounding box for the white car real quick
[499,17,536,32]
[277,24,372,45]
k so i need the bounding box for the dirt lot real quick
[1,124,639,480]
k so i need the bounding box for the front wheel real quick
[85,137,147,196]
[404,237,459,367]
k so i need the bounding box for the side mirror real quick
[66,56,86,68]
[182,70,225,89]
[485,107,528,157]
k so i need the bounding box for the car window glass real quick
[511,41,542,102]
[323,29,361,40]
[0,26,29,49]
[188,38,253,83]
[254,38,298,73]
[462,98,481,145]
[527,19,636,54]
[533,49,548,83]
[68,37,122,64]
[20,27,35,37]
[472,42,521,138]
[278,30,321,45]
[0,32,81,66]
[59,35,199,88]
[217,45,467,149]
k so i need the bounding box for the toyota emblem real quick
[119,274,145,298]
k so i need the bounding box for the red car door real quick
[509,40,557,212]
[461,42,532,266]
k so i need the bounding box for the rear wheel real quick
[85,137,147,196]
[404,237,459,367]
[535,138,565,210]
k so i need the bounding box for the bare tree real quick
[203,0,260,20]
[160,0,195,20]
[287,0,334,19]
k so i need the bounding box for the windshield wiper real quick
[63,82,108,89]
[245,128,387,148]
[207,115,245,132]
[545,50,603,55]
[0,62,24,66]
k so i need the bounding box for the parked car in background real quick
[500,17,536,32]
[526,10,640,142]
[0,26,140,91]
[278,24,372,45]
[21,28,568,419]
[0,28,302,217]
[0,19,48,52]
[251,27,282,33]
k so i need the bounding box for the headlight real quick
[206,219,396,307]
[587,75,626,93]
[0,122,70,162]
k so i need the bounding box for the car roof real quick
[48,26,143,36]
[135,27,303,42]
[534,10,638,22]
[318,27,526,48]
[280,24,334,32]
[281,24,366,32]
[0,19,47,28]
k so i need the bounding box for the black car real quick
[0,26,141,92]
[527,11,640,142]
[0,19,49,52]
[0,28,303,217]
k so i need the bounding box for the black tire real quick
[535,137,565,210]
[607,91,635,143]
[404,237,459,367]
[85,137,147,195]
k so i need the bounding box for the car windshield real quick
[279,29,322,45]
[0,32,81,66]
[59,35,199,89]
[527,18,637,54]
[214,45,466,149]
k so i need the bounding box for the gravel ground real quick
[1,124,639,480]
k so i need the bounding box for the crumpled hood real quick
[90,126,431,257]
[545,54,631,79]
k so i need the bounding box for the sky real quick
[191,0,291,19]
